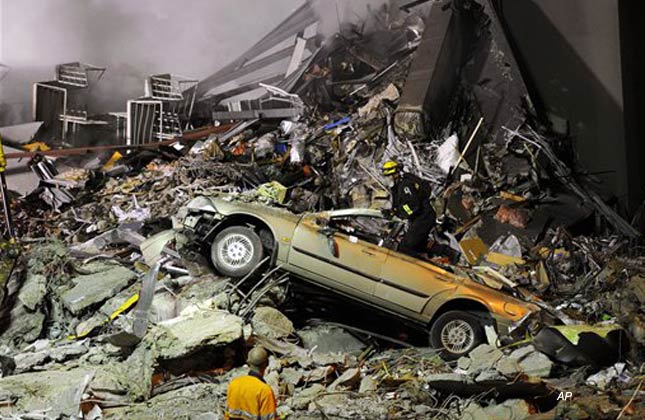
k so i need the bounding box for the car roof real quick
[328,208,385,218]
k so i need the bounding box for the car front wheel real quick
[429,310,486,360]
[211,226,264,278]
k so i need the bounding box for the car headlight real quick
[183,215,202,229]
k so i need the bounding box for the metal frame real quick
[126,99,164,145]
[56,62,106,88]
[32,82,68,139]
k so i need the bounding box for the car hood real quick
[185,193,302,221]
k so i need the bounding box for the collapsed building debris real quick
[1,0,644,418]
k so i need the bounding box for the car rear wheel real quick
[211,226,263,278]
[429,311,485,360]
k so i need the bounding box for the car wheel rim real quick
[440,320,475,354]
[218,233,254,269]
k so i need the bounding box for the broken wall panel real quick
[127,100,165,145]
[461,0,532,143]
[55,62,105,88]
[193,2,318,100]
[394,0,532,144]
[190,4,320,120]
[394,0,474,138]
[31,63,107,145]
[145,73,198,134]
[33,83,67,141]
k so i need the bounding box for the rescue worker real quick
[381,160,436,256]
[225,346,277,420]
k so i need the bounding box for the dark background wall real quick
[617,0,645,214]
[498,0,642,212]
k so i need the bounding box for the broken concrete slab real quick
[328,367,360,390]
[0,122,43,145]
[153,309,243,361]
[462,398,531,420]
[0,368,94,419]
[394,0,459,137]
[12,350,49,373]
[518,351,553,378]
[0,350,16,378]
[475,369,505,382]
[61,266,138,315]
[69,229,127,256]
[90,342,155,402]
[508,345,553,378]
[509,345,536,361]
[484,398,531,420]
[466,344,504,375]
[251,306,294,339]
[280,366,304,387]
[359,375,378,393]
[426,372,474,386]
[13,339,89,373]
[102,383,226,419]
[74,282,141,337]
[298,324,366,354]
[459,401,490,419]
[310,393,390,419]
[496,356,522,377]
[72,259,124,275]
[264,369,280,400]
[17,273,47,311]
[289,383,325,410]
[457,355,472,371]
[302,364,335,383]
[0,304,45,348]
[174,275,230,313]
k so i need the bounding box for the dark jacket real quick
[391,173,432,219]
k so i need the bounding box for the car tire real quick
[429,310,486,360]
[211,226,264,278]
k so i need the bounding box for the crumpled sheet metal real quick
[533,324,629,367]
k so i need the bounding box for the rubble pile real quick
[1,1,644,419]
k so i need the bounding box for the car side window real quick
[329,215,389,246]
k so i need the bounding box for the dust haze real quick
[0,0,393,126]
[0,0,302,125]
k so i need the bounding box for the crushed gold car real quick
[178,194,541,359]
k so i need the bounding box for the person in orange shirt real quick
[225,346,278,420]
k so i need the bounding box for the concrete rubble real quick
[1,0,644,419]
[251,306,295,340]
[61,266,137,315]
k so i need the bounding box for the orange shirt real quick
[225,372,277,420]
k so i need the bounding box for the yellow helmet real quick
[381,160,399,176]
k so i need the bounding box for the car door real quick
[289,212,387,299]
[375,249,458,316]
